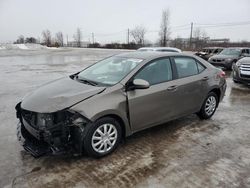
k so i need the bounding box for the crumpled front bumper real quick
[15,102,89,157]
[17,121,51,157]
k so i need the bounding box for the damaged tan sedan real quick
[16,52,226,158]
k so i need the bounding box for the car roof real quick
[115,51,188,60]
[226,47,250,50]
[138,47,182,52]
[203,47,224,49]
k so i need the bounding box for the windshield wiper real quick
[75,76,98,86]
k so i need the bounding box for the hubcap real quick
[91,123,117,153]
[205,96,217,116]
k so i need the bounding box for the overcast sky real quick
[1,0,250,44]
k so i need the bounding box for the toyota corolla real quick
[16,52,226,158]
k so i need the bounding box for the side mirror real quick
[128,79,150,90]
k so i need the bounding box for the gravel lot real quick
[0,48,250,188]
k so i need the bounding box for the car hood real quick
[21,77,106,113]
[210,54,238,60]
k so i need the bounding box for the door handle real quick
[202,76,209,81]
[167,85,178,91]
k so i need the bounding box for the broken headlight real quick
[67,110,90,130]
[72,117,87,126]
[37,113,54,129]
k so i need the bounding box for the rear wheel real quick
[83,117,122,158]
[197,92,218,119]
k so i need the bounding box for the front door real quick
[127,57,179,132]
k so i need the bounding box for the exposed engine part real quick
[15,102,90,157]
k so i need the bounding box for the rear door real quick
[127,57,180,131]
[171,56,209,116]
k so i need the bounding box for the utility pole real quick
[66,35,68,47]
[127,28,130,44]
[190,22,193,49]
[92,33,95,44]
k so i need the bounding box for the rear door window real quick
[174,57,205,78]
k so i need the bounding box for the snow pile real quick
[0,45,6,50]
[0,43,58,50]
[15,44,29,49]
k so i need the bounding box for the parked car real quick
[195,47,224,60]
[16,52,226,158]
[208,47,250,70]
[232,57,250,85]
[137,47,182,53]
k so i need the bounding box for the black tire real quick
[83,117,122,158]
[197,92,218,120]
[229,61,237,70]
[233,79,239,83]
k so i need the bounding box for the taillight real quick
[217,71,226,78]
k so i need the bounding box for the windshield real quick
[219,48,241,56]
[77,56,143,86]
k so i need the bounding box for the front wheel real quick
[197,92,218,119]
[83,117,122,158]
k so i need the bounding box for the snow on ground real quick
[0,43,57,50]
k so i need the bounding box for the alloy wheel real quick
[91,123,118,153]
[205,96,217,116]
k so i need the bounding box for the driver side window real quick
[134,58,172,85]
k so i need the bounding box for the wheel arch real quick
[208,87,221,106]
[91,111,131,138]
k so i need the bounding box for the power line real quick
[94,30,126,37]
[79,21,250,41]
[172,24,190,28]
[194,20,250,26]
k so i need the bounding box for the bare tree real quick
[159,9,171,47]
[193,27,209,49]
[25,37,37,43]
[73,28,82,47]
[55,32,64,47]
[17,35,25,44]
[42,29,52,46]
[130,25,146,45]
[170,37,185,49]
[193,28,202,39]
